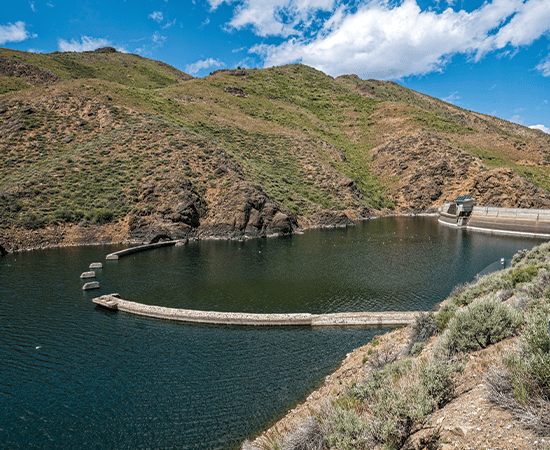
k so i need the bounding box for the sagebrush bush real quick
[324,407,368,450]
[411,342,424,357]
[410,312,438,345]
[435,301,458,333]
[440,295,524,354]
[508,266,539,287]
[282,418,325,450]
[347,357,458,450]
[454,272,513,306]
[419,358,458,408]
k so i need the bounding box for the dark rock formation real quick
[0,55,60,85]
[0,243,7,256]
[201,181,299,239]
[310,210,355,228]
[94,47,117,53]
[224,86,246,97]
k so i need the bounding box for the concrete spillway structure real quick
[439,204,550,239]
[93,294,419,327]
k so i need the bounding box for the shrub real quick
[418,358,458,408]
[325,407,368,450]
[512,249,528,266]
[282,418,325,450]
[435,301,458,333]
[410,312,438,344]
[21,212,44,230]
[348,357,459,450]
[454,272,513,306]
[508,266,539,287]
[411,342,424,357]
[440,295,524,354]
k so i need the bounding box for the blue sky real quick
[1,0,549,132]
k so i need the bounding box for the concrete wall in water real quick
[92,295,419,327]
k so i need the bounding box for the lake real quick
[0,216,545,449]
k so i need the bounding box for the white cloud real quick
[185,57,224,75]
[30,1,36,12]
[529,124,550,134]
[162,19,176,29]
[152,31,167,45]
[0,21,31,45]
[58,36,111,52]
[235,0,550,79]
[209,0,336,37]
[149,11,164,23]
[536,56,550,77]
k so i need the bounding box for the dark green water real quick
[0,217,545,449]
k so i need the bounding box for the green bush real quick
[21,212,45,230]
[508,266,539,287]
[325,407,368,450]
[86,208,115,224]
[454,272,513,306]
[411,342,424,357]
[418,359,458,408]
[347,357,458,450]
[435,301,458,333]
[441,296,524,354]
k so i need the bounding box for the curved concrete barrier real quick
[92,294,419,327]
[106,240,184,260]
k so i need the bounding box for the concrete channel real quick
[93,294,419,327]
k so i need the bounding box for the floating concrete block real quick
[83,282,100,290]
[89,262,103,269]
[80,271,96,279]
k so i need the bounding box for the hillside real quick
[1,47,550,252]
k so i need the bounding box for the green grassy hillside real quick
[1,47,550,246]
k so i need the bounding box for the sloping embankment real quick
[92,294,419,327]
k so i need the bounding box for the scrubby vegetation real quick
[254,242,550,449]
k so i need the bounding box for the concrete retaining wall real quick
[467,206,550,238]
[93,294,419,327]
[439,206,550,238]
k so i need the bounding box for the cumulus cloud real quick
[58,36,111,52]
[185,57,224,75]
[0,21,31,45]
[230,0,550,79]
[149,11,164,23]
[208,0,336,37]
[529,124,550,134]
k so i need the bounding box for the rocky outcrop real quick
[200,181,299,239]
[371,132,483,211]
[0,55,60,85]
[471,167,550,208]
[371,132,550,211]
[0,242,7,256]
[309,210,355,228]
